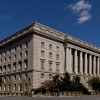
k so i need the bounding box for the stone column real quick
[69,48,72,73]
[89,55,92,75]
[85,53,87,74]
[74,50,78,74]
[97,57,100,75]
[66,47,69,71]
[80,51,83,74]
[93,56,96,75]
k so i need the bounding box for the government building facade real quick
[0,22,100,92]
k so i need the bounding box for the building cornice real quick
[0,22,100,53]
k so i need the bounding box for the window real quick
[25,74,27,79]
[25,51,28,57]
[14,75,16,80]
[49,62,52,70]
[25,42,28,48]
[4,65,6,73]
[56,54,59,60]
[14,54,17,60]
[56,46,59,52]
[4,58,6,63]
[41,51,44,57]
[8,56,11,62]
[8,64,11,72]
[14,47,16,52]
[19,53,22,59]
[49,52,52,58]
[41,61,44,69]
[56,64,59,71]
[0,66,2,73]
[0,59,2,64]
[19,75,21,80]
[18,61,22,70]
[24,59,28,69]
[49,44,52,50]
[19,45,22,50]
[49,74,52,79]
[41,73,44,79]
[4,77,6,82]
[13,63,16,71]
[14,84,16,91]
[41,42,44,48]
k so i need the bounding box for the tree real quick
[88,77,100,92]
[6,79,13,93]
[43,80,56,93]
[21,78,28,92]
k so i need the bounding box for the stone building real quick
[0,22,100,92]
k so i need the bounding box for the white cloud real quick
[0,14,11,20]
[68,0,92,24]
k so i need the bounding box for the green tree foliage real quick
[43,80,56,93]
[6,79,13,93]
[21,78,28,92]
[88,77,100,92]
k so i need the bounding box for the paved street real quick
[0,96,100,100]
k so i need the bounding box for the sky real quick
[0,0,100,47]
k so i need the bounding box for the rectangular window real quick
[49,63,52,70]
[24,59,28,69]
[41,42,44,48]
[14,47,16,52]
[49,44,52,50]
[56,64,59,71]
[49,52,52,58]
[13,63,16,71]
[25,51,28,57]
[41,51,44,57]
[8,64,11,72]
[4,65,6,73]
[49,74,52,79]
[19,53,22,59]
[0,66,2,74]
[56,54,59,60]
[4,58,6,63]
[41,73,44,79]
[41,61,44,69]
[19,45,22,50]
[25,42,28,48]
[14,54,17,61]
[19,75,21,80]
[14,75,16,80]
[8,57,11,62]
[56,46,59,52]
[18,61,22,70]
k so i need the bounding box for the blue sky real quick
[0,0,100,47]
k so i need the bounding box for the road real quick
[0,95,100,100]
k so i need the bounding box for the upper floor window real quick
[8,64,11,72]
[14,75,16,80]
[41,51,44,57]
[25,74,27,79]
[41,73,44,79]
[0,59,2,64]
[49,74,52,79]
[25,42,28,48]
[41,42,44,48]
[19,75,21,80]
[4,65,6,73]
[25,51,28,57]
[56,46,59,52]
[56,54,59,60]
[18,61,22,70]
[49,52,52,59]
[13,62,16,71]
[14,54,17,61]
[24,59,28,69]
[0,66,2,73]
[14,47,16,52]
[56,64,59,71]
[8,56,11,62]
[49,44,52,50]
[41,61,44,69]
[19,45,22,50]
[4,58,6,63]
[19,53,22,59]
[49,62,52,70]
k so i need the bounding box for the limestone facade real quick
[0,22,100,92]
